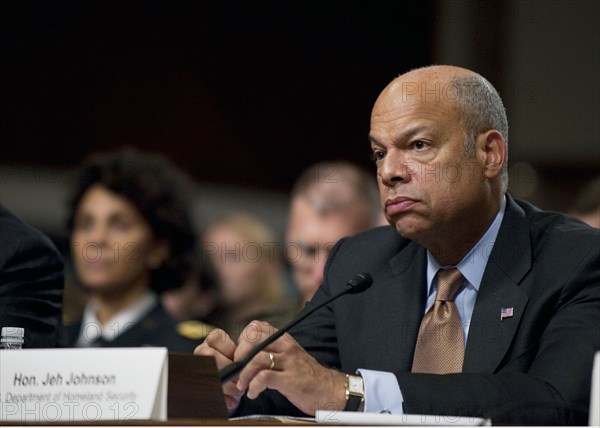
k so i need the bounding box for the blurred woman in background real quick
[61,149,203,351]
[204,215,293,341]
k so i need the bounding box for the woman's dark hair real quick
[68,148,197,294]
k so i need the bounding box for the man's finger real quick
[224,380,242,397]
[236,350,280,392]
[246,369,285,400]
[234,321,277,361]
[204,328,237,360]
[224,379,243,411]
[224,396,239,411]
[195,343,237,371]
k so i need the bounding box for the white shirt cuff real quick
[357,369,404,414]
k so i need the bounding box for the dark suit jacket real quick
[61,301,201,353]
[236,196,600,424]
[0,204,64,348]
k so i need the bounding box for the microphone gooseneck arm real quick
[219,273,373,383]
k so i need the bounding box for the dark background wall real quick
[1,0,599,237]
[3,1,434,191]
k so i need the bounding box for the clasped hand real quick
[194,321,347,416]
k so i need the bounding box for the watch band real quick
[344,394,362,411]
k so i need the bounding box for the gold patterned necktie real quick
[411,268,465,374]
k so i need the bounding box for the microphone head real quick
[346,272,373,294]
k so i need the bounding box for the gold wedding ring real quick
[268,352,276,370]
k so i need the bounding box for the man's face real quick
[286,196,361,301]
[369,76,490,249]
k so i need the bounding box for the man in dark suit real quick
[0,204,64,348]
[195,66,600,424]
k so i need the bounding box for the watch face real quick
[349,376,363,394]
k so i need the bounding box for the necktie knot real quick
[436,268,463,302]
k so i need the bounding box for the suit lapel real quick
[463,195,531,373]
[378,241,427,372]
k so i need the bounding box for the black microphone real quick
[219,272,373,383]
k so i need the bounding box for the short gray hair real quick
[449,75,509,192]
[291,161,380,226]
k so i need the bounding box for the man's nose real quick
[379,152,411,187]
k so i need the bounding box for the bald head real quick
[377,65,475,99]
[376,65,490,107]
[374,65,509,191]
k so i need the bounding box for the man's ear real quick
[481,130,506,182]
[147,238,171,269]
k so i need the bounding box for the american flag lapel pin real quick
[500,307,514,320]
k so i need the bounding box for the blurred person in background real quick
[60,149,202,351]
[286,161,383,302]
[161,258,218,341]
[570,176,600,228]
[204,214,292,342]
[0,204,64,348]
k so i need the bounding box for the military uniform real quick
[61,299,213,353]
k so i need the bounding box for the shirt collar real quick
[426,195,506,295]
[76,291,157,346]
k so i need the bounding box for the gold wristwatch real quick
[344,374,365,411]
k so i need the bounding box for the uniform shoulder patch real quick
[176,320,216,340]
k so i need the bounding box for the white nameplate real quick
[0,347,168,423]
